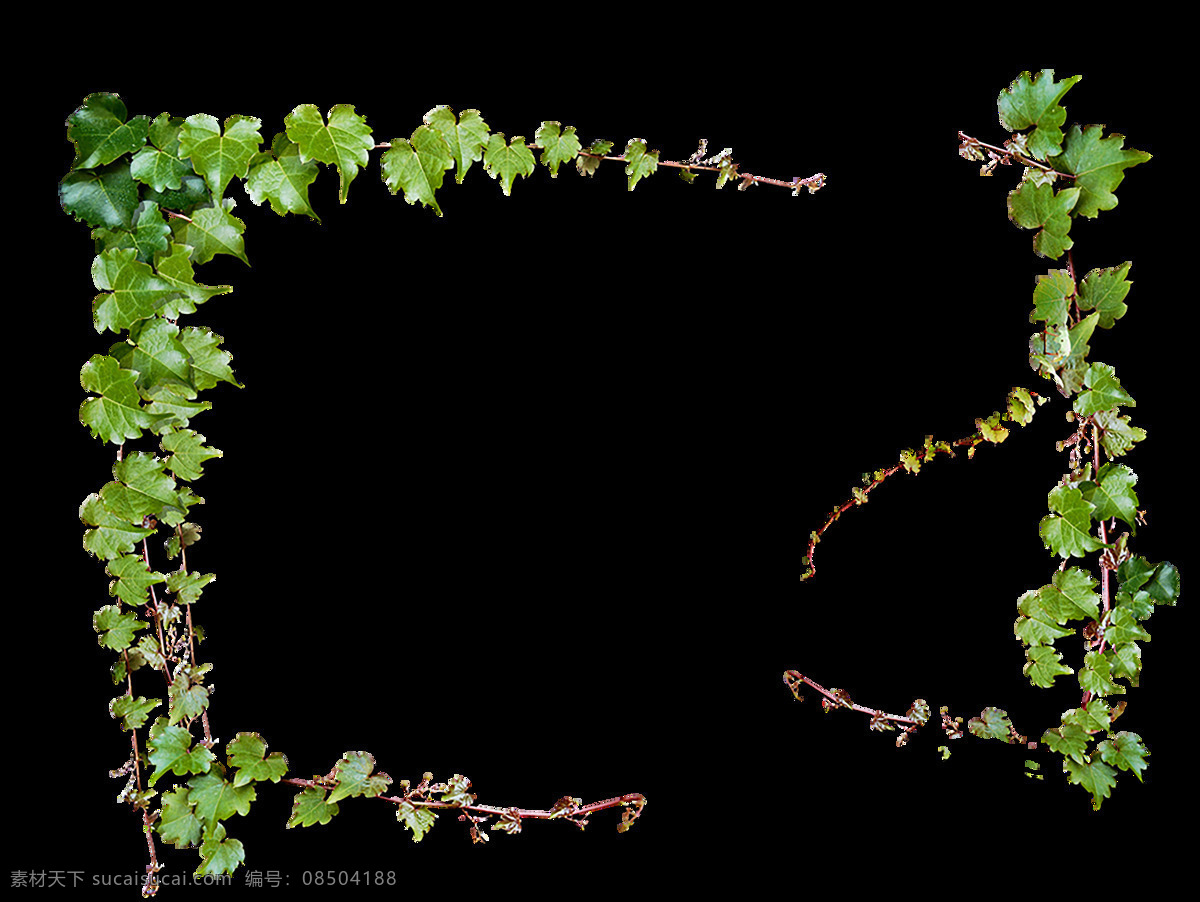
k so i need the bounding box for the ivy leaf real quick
[1079,650,1122,697]
[177,114,263,200]
[424,106,490,185]
[967,707,1016,742]
[623,138,658,191]
[1101,606,1151,647]
[380,124,454,217]
[196,822,245,877]
[396,800,437,842]
[166,569,216,605]
[160,429,223,481]
[227,732,288,786]
[110,694,161,731]
[577,138,613,177]
[245,133,321,221]
[483,133,536,196]
[116,317,193,399]
[91,247,179,334]
[100,452,190,525]
[1093,408,1146,458]
[1096,731,1149,782]
[147,719,215,786]
[534,121,582,177]
[1077,262,1132,330]
[287,786,339,828]
[1106,642,1143,687]
[1074,362,1134,417]
[997,70,1081,160]
[326,751,391,804]
[92,200,172,264]
[1051,124,1151,219]
[1063,755,1117,810]
[1079,463,1139,529]
[80,493,153,560]
[1014,589,1073,646]
[285,104,374,204]
[180,326,242,390]
[1030,269,1075,328]
[1007,180,1079,259]
[188,768,256,829]
[67,93,150,169]
[157,787,202,849]
[105,553,166,607]
[168,664,211,725]
[60,161,139,229]
[93,604,146,651]
[442,774,477,807]
[1023,644,1073,688]
[151,244,232,319]
[1037,567,1100,624]
[171,199,248,265]
[1040,485,1105,559]
[1041,720,1089,765]
[131,124,192,193]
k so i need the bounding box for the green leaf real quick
[227,732,288,786]
[100,452,190,525]
[1036,567,1100,624]
[110,694,161,731]
[167,662,211,724]
[1093,409,1146,458]
[424,106,490,185]
[147,719,215,785]
[1023,644,1073,688]
[80,493,153,560]
[245,133,321,221]
[483,133,536,196]
[67,93,150,169]
[105,553,166,606]
[177,114,263,200]
[380,124,454,217]
[92,201,171,263]
[157,787,202,849]
[623,138,658,191]
[1039,485,1105,558]
[60,161,139,229]
[1014,589,1073,646]
[534,121,582,177]
[196,822,245,877]
[171,199,248,265]
[1030,269,1075,328]
[285,104,374,204]
[91,247,179,333]
[326,751,391,804]
[967,707,1015,742]
[1079,463,1139,529]
[131,141,191,194]
[1063,754,1117,810]
[166,569,216,605]
[997,70,1081,160]
[160,429,223,481]
[1101,606,1151,647]
[577,138,613,177]
[1051,124,1150,219]
[1078,650,1122,697]
[287,786,338,828]
[441,773,477,807]
[93,604,146,651]
[180,326,242,390]
[1041,720,1089,765]
[1074,362,1134,416]
[396,800,437,842]
[117,317,193,398]
[188,769,256,829]
[1007,180,1079,259]
[150,244,233,319]
[1077,262,1132,330]
[1096,731,1149,782]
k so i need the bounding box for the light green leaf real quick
[396,800,437,842]
[1030,269,1075,328]
[287,786,338,828]
[1007,181,1079,259]
[157,787,202,849]
[147,719,215,785]
[227,732,288,786]
[1093,408,1146,458]
[380,125,454,216]
[424,106,490,184]
[1023,644,1073,688]
[160,429,223,481]
[967,707,1015,742]
[150,243,233,319]
[196,822,245,877]
[285,104,374,204]
[1074,362,1134,416]
[1063,754,1117,810]
[80,492,153,560]
[1096,731,1148,782]
[91,200,171,263]
[110,694,161,731]
[326,751,391,804]
[1079,650,1122,697]
[91,247,179,334]
[245,133,321,221]
[1014,589,1073,646]
[1052,124,1150,219]
[178,114,263,200]
[93,604,146,651]
[1077,262,1132,329]
[1079,463,1139,528]
[105,553,166,606]
[180,326,242,390]
[534,121,581,177]
[483,133,536,196]
[623,138,658,191]
[1039,485,1105,558]
[188,769,256,828]
[997,70,1081,160]
[171,199,248,265]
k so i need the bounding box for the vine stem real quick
[957,131,1078,178]
[281,777,644,821]
[782,671,919,726]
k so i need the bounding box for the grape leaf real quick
[623,138,658,191]
[227,732,288,786]
[1051,124,1150,219]
[1079,463,1139,529]
[967,707,1015,742]
[188,769,256,829]
[168,664,211,725]
[396,800,437,842]
[326,751,391,804]
[178,114,263,200]
[1063,755,1117,810]
[160,429,223,481]
[1077,262,1132,330]
[534,121,581,177]
[93,604,146,651]
[105,552,166,606]
[1014,589,1074,646]
[1039,485,1105,558]
[997,70,1081,161]
[80,493,153,560]
[1041,720,1089,765]
[285,104,374,204]
[157,787,202,849]
[166,569,215,605]
[99,452,190,525]
[147,719,215,785]
[1106,642,1143,687]
[380,124,454,217]
[1007,181,1079,259]
[287,786,339,828]
[1101,606,1151,647]
[1030,269,1075,328]
[67,93,150,169]
[1037,567,1100,623]
[60,161,139,229]
[424,106,490,184]
[245,133,321,221]
[1079,650,1122,697]
[196,822,245,877]
[1074,362,1135,416]
[483,133,536,196]
[1096,731,1149,782]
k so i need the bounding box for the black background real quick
[24,56,1188,895]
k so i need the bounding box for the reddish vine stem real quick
[783,671,919,725]
[957,131,1078,178]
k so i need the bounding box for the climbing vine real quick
[788,70,1179,809]
[62,94,823,895]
